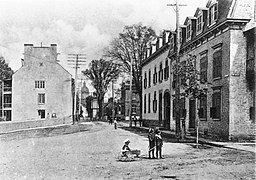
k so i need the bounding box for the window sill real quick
[213,77,221,81]
[200,118,207,121]
[208,21,216,28]
[212,118,221,121]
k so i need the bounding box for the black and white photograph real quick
[0,0,255,179]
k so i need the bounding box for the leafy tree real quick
[0,56,13,81]
[82,59,121,120]
[105,24,156,119]
[174,54,210,142]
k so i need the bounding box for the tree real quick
[105,24,156,120]
[82,59,121,121]
[175,54,210,144]
[0,57,13,81]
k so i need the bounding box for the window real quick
[211,89,221,119]
[153,91,157,113]
[38,93,45,104]
[249,107,255,121]
[144,94,147,114]
[209,3,218,26]
[38,110,45,119]
[148,69,151,87]
[35,80,45,88]
[199,95,207,119]
[200,54,208,82]
[159,63,163,83]
[173,99,176,119]
[132,105,136,114]
[186,21,191,40]
[153,66,157,84]
[132,93,136,100]
[148,93,151,113]
[213,50,222,79]
[197,13,203,33]
[164,59,169,80]
[144,72,147,89]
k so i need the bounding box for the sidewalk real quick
[118,121,255,153]
[0,122,94,141]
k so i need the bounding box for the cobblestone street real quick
[0,122,254,179]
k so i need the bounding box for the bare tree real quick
[105,24,156,119]
[82,59,121,120]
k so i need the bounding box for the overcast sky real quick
[0,0,209,96]
[0,0,209,72]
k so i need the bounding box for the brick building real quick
[12,44,72,121]
[142,0,255,140]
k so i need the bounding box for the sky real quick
[0,0,208,95]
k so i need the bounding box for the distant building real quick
[12,44,72,121]
[0,79,12,121]
[142,0,255,140]
[119,81,141,121]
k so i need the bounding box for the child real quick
[121,139,131,157]
[148,128,155,159]
[155,129,163,159]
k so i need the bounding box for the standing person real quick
[114,118,117,129]
[148,128,155,159]
[155,129,163,159]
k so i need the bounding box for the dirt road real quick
[0,122,255,179]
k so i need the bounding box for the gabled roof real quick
[194,7,208,17]
[184,16,197,25]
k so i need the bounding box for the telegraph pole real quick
[68,54,86,124]
[129,58,133,127]
[167,0,186,140]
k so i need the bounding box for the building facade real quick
[12,44,72,121]
[142,0,255,140]
[119,81,141,121]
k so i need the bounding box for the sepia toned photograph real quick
[0,0,255,179]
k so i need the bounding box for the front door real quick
[189,99,196,129]
[164,92,170,130]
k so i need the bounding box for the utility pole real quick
[167,0,186,140]
[129,58,133,127]
[68,54,86,124]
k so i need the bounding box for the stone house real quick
[12,44,72,121]
[142,0,255,140]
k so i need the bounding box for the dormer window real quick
[197,12,203,33]
[186,21,191,40]
[209,2,218,26]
